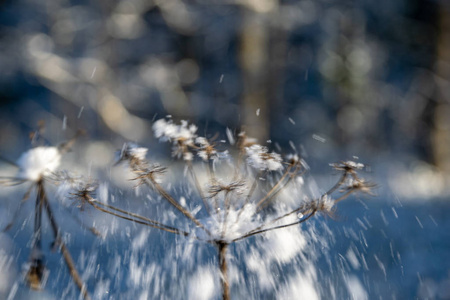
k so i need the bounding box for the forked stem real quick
[27,182,44,290]
[86,198,190,237]
[40,181,91,300]
[146,177,212,236]
[3,184,34,232]
[187,162,212,216]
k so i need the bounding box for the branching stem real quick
[233,210,317,242]
[187,162,212,216]
[39,181,91,300]
[86,198,190,237]
[146,177,211,236]
[3,184,33,232]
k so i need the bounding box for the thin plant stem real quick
[0,177,28,186]
[220,191,232,239]
[58,130,85,155]
[255,164,304,212]
[86,198,190,237]
[233,210,317,242]
[235,170,262,221]
[3,184,33,232]
[255,165,292,209]
[40,182,91,300]
[187,162,212,216]
[146,177,212,236]
[61,206,102,237]
[88,197,187,235]
[325,172,348,195]
[206,159,220,214]
[334,189,356,203]
[27,181,44,290]
[251,172,353,232]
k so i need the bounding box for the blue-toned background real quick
[1,0,450,299]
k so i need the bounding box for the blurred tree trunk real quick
[239,8,270,142]
[239,2,285,143]
[432,2,450,174]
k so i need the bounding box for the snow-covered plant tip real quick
[0,120,375,300]
[0,130,90,299]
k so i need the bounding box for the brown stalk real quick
[27,181,44,290]
[187,162,212,216]
[3,184,33,232]
[206,159,220,214]
[232,210,317,242]
[255,164,304,212]
[39,181,91,300]
[146,177,212,236]
[249,170,352,233]
[325,171,348,195]
[61,206,102,237]
[220,191,233,239]
[217,241,230,300]
[234,170,263,221]
[0,177,28,186]
[86,198,190,237]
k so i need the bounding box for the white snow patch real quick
[345,275,368,300]
[346,248,360,270]
[132,229,150,251]
[188,267,217,300]
[246,251,274,290]
[17,147,61,181]
[264,225,306,263]
[0,233,16,297]
[277,269,319,300]
[98,182,109,204]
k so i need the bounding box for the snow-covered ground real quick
[1,142,449,300]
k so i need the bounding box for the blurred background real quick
[1,0,450,299]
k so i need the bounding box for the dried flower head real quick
[299,195,335,217]
[115,143,148,166]
[317,195,335,214]
[195,137,229,163]
[245,144,283,172]
[153,118,197,160]
[237,131,258,149]
[66,177,98,210]
[50,171,98,210]
[131,164,167,187]
[285,154,300,165]
[330,161,365,173]
[344,178,376,196]
[196,137,217,161]
[207,179,247,198]
[71,180,98,201]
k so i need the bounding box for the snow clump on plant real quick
[17,147,61,181]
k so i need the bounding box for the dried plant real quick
[65,118,374,300]
[0,129,91,300]
[0,120,374,299]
